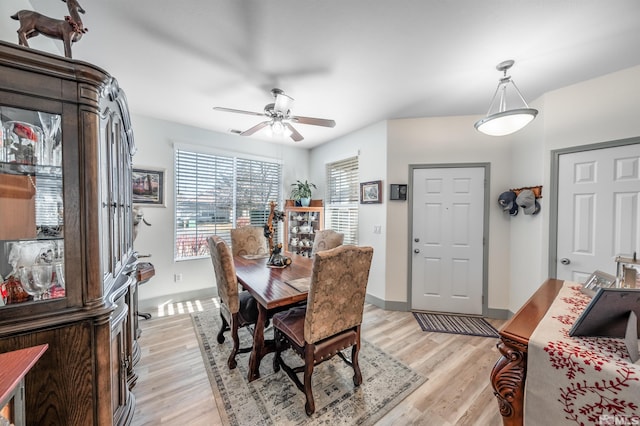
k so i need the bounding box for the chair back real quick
[311,229,344,256]
[207,236,240,313]
[304,245,374,343]
[230,226,268,256]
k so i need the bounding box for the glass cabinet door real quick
[286,208,321,257]
[0,106,65,306]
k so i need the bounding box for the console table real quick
[490,278,563,426]
[491,279,640,425]
[136,262,155,320]
[0,344,48,425]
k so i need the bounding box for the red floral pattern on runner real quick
[535,284,640,425]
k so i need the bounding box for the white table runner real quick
[524,282,640,425]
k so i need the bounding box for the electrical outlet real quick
[174,273,183,282]
[374,225,382,234]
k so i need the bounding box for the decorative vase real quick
[300,197,311,207]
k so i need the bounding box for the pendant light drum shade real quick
[474,60,538,136]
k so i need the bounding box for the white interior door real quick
[411,167,485,314]
[557,144,640,282]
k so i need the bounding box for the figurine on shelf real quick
[3,121,42,164]
[11,0,88,59]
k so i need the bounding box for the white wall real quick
[1,1,61,55]
[309,122,388,301]
[347,66,640,315]
[506,65,640,312]
[120,65,640,314]
[130,114,309,304]
[505,99,546,313]
[387,116,513,311]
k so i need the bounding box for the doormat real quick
[412,312,499,338]
[193,307,427,425]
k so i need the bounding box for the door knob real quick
[560,258,571,265]
[414,249,420,253]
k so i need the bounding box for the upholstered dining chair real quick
[230,226,269,257]
[207,235,259,369]
[272,245,374,415]
[311,229,344,256]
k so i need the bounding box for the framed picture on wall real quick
[360,180,382,204]
[132,167,165,206]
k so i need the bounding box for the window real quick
[174,148,281,260]
[325,156,359,244]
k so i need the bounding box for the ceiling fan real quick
[213,88,336,142]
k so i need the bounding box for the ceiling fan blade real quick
[291,115,336,128]
[240,121,270,136]
[213,106,265,117]
[286,123,304,142]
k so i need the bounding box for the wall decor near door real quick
[360,180,382,204]
[389,184,407,201]
[497,185,542,216]
[132,167,165,206]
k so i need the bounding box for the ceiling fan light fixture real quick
[214,88,333,142]
[274,92,294,114]
[270,119,286,135]
[474,60,538,136]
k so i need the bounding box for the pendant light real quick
[474,60,538,136]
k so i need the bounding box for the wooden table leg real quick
[490,339,527,426]
[248,304,268,382]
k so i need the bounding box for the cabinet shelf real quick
[284,203,324,257]
[0,162,62,176]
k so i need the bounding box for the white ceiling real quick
[25,0,640,148]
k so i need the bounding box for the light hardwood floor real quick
[131,298,506,426]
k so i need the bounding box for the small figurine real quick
[267,243,291,268]
[11,0,88,59]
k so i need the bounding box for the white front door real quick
[411,167,485,314]
[556,143,640,282]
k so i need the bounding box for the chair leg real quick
[351,341,362,386]
[303,344,316,416]
[273,329,282,373]
[227,313,240,369]
[217,312,229,344]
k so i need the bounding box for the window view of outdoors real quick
[174,150,281,260]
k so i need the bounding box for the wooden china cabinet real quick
[0,41,138,425]
[284,200,324,256]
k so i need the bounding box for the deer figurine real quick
[11,0,88,59]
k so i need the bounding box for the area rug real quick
[192,306,427,425]
[412,312,499,338]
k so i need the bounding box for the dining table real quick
[233,252,313,382]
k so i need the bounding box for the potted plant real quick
[290,180,316,207]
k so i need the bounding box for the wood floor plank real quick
[131,299,505,425]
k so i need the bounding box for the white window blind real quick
[325,156,359,244]
[35,172,63,232]
[175,149,281,260]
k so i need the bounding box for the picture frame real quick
[580,269,617,297]
[132,167,165,206]
[569,287,640,338]
[389,184,407,201]
[360,180,382,204]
